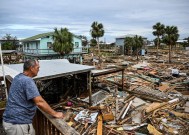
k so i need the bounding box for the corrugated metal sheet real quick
[0,59,94,80]
[82,90,109,106]
[0,65,19,78]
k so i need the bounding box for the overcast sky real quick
[0,0,189,43]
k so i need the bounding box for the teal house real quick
[21,32,87,63]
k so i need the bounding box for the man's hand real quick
[53,112,64,118]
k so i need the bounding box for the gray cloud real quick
[0,0,189,42]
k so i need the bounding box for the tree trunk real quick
[169,44,172,63]
[97,38,100,54]
[156,36,159,58]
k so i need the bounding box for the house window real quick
[75,42,79,48]
[47,42,53,49]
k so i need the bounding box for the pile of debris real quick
[52,90,189,134]
[51,57,189,134]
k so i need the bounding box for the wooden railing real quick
[33,110,62,135]
[33,109,79,135]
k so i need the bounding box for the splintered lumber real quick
[79,124,85,134]
[102,107,114,121]
[97,115,103,135]
[158,85,169,92]
[115,86,118,120]
[145,98,179,113]
[118,116,132,125]
[167,77,185,83]
[147,124,162,135]
[170,111,189,119]
[89,105,105,110]
[145,102,167,113]
[121,100,133,119]
[116,103,128,121]
[104,126,123,135]
[116,96,135,121]
[82,122,96,135]
[165,85,176,93]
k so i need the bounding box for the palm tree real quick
[3,34,12,40]
[124,37,134,55]
[53,28,74,56]
[153,38,158,47]
[90,21,104,54]
[133,35,144,61]
[124,36,143,60]
[163,26,179,63]
[89,38,97,53]
[152,22,165,57]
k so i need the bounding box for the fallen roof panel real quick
[1,59,94,80]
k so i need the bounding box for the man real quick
[3,59,64,135]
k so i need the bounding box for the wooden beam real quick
[97,114,103,135]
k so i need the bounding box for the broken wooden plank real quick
[97,114,103,135]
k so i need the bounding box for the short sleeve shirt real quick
[3,73,40,124]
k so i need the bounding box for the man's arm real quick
[33,96,64,118]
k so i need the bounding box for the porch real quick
[23,47,88,55]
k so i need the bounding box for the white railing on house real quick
[24,47,88,55]
[24,49,57,55]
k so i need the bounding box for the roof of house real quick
[21,32,54,42]
[0,59,94,80]
[1,59,94,81]
[21,31,81,42]
[116,34,147,39]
